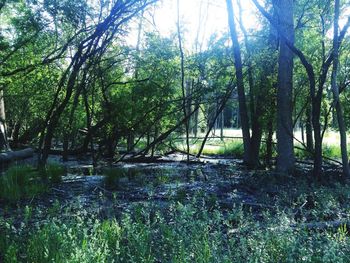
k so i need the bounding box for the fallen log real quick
[0,148,34,163]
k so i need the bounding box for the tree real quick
[273,0,295,174]
[252,0,350,177]
[176,0,190,162]
[226,0,251,165]
[38,0,157,165]
[330,0,350,177]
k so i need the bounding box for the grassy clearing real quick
[173,129,349,160]
[193,139,245,158]
[125,129,348,161]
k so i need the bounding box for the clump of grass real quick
[39,163,65,184]
[0,164,66,203]
[220,141,244,157]
[104,168,124,188]
[0,165,46,202]
[104,168,145,188]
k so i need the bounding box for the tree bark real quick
[305,104,313,153]
[226,0,251,164]
[331,0,350,177]
[177,0,190,163]
[0,148,34,164]
[127,10,144,152]
[0,90,9,152]
[274,0,295,174]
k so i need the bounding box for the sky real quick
[126,0,350,51]
[127,0,259,51]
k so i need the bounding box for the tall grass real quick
[40,163,66,183]
[191,139,244,158]
[0,165,44,202]
[0,164,65,202]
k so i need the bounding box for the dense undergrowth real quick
[1,199,350,263]
[1,166,350,262]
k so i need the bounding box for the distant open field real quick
[175,129,349,159]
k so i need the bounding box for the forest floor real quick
[1,153,350,262]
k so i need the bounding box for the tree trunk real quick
[0,148,34,164]
[265,119,274,168]
[11,122,21,149]
[177,0,190,163]
[0,90,9,152]
[62,79,85,161]
[127,11,144,153]
[301,121,305,145]
[274,0,295,174]
[306,104,313,152]
[226,0,251,164]
[193,95,199,137]
[220,111,224,141]
[238,0,265,168]
[331,0,350,177]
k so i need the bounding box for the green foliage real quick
[322,144,342,159]
[0,165,46,202]
[40,164,66,184]
[103,168,140,188]
[294,146,313,160]
[191,139,244,157]
[2,201,350,262]
[0,164,65,202]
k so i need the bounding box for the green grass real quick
[40,163,66,184]
[2,169,350,262]
[189,139,244,158]
[2,200,350,263]
[0,165,46,202]
[0,164,65,203]
[103,168,143,188]
[188,137,347,161]
[104,168,124,188]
